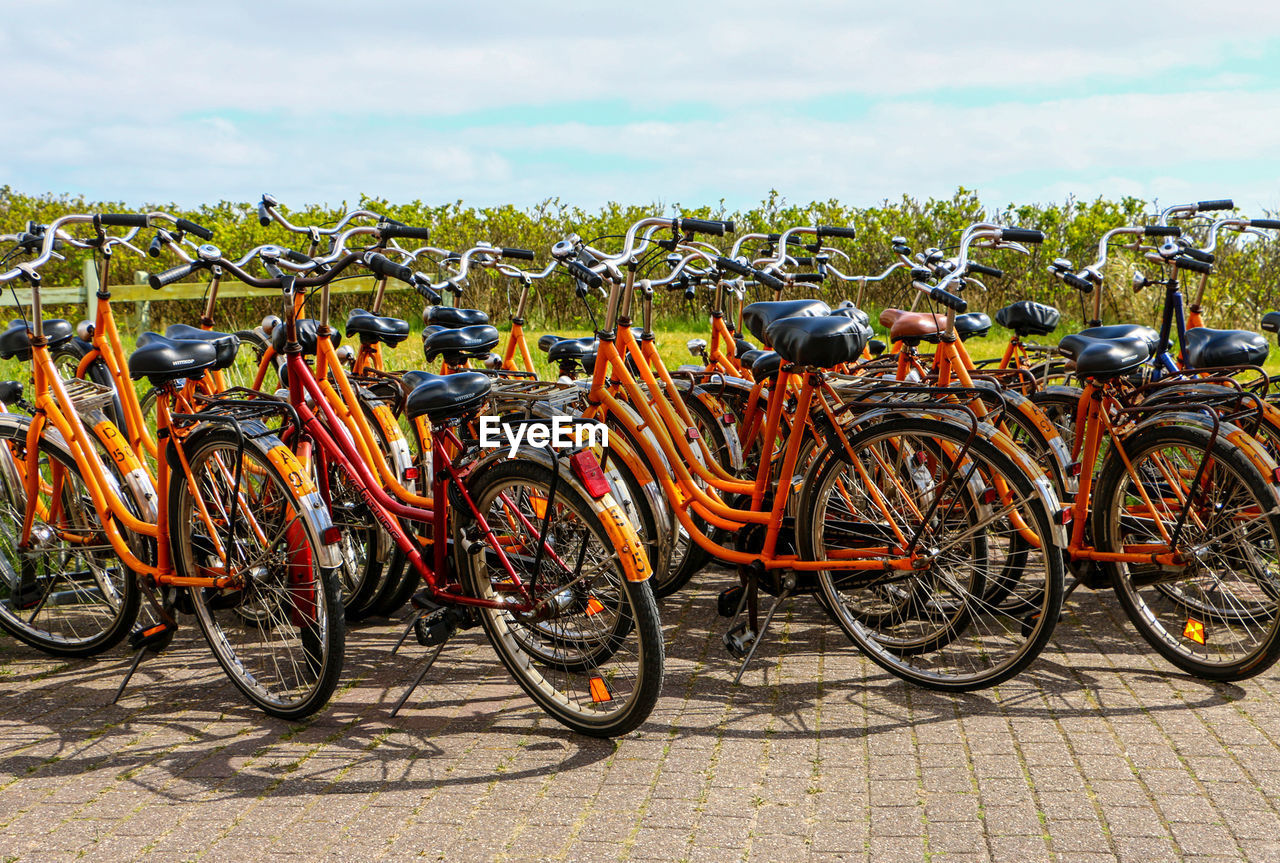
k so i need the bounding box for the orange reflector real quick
[585,596,604,616]
[589,676,613,703]
[142,624,166,638]
[1183,618,1206,644]
[531,494,548,519]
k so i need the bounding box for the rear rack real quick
[178,387,301,436]
[60,377,117,414]
[489,378,583,417]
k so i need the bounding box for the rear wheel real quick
[0,419,140,657]
[458,458,663,737]
[169,426,344,719]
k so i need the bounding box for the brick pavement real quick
[2,569,1279,863]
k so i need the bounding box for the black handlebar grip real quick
[1181,248,1215,264]
[365,252,414,283]
[174,218,214,240]
[1143,225,1182,237]
[791,273,825,283]
[416,283,442,305]
[1062,273,1093,293]
[1251,219,1280,230]
[1175,256,1213,274]
[755,270,786,292]
[257,202,272,227]
[816,225,857,240]
[1197,199,1234,212]
[929,287,968,313]
[1000,228,1044,243]
[566,260,603,288]
[376,222,432,241]
[678,217,732,236]
[98,214,149,229]
[764,233,803,245]
[501,247,535,261]
[788,256,816,266]
[968,262,1004,278]
[284,249,314,265]
[147,235,164,258]
[716,256,753,278]
[148,262,198,290]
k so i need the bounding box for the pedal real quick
[718,585,744,618]
[723,621,756,659]
[414,606,467,647]
[128,619,177,653]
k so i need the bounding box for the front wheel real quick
[457,458,663,737]
[168,425,345,719]
[1094,423,1280,681]
[800,417,1065,691]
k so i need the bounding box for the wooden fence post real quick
[81,258,98,323]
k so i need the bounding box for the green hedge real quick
[3,186,1277,332]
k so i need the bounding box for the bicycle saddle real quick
[995,300,1060,337]
[1262,311,1280,340]
[1076,324,1160,355]
[403,370,492,422]
[546,337,596,363]
[737,350,782,380]
[886,311,945,344]
[270,318,342,355]
[955,312,992,340]
[766,315,872,368]
[742,300,831,346]
[422,324,501,362]
[1057,333,1150,379]
[346,309,410,346]
[1180,327,1269,369]
[129,332,218,384]
[831,302,871,328]
[423,307,491,328]
[164,324,241,370]
[0,318,73,360]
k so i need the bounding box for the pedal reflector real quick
[589,676,613,703]
[1183,618,1206,644]
[585,596,604,616]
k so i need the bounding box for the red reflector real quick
[685,427,701,441]
[404,467,420,481]
[322,526,342,544]
[1272,468,1280,483]
[981,488,998,505]
[1068,462,1083,477]
[569,450,611,499]
[589,676,613,703]
[721,413,735,425]
[1057,508,1073,525]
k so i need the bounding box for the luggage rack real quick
[489,378,582,417]
[60,377,118,414]
[177,387,301,436]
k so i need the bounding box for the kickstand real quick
[1063,575,1083,602]
[389,639,447,718]
[113,586,177,705]
[112,647,149,705]
[391,610,424,656]
[731,587,791,685]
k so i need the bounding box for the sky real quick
[4,0,1280,214]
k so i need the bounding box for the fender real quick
[179,420,344,572]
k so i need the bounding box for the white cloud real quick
[4,1,1280,209]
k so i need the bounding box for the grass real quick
[2,311,1278,394]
